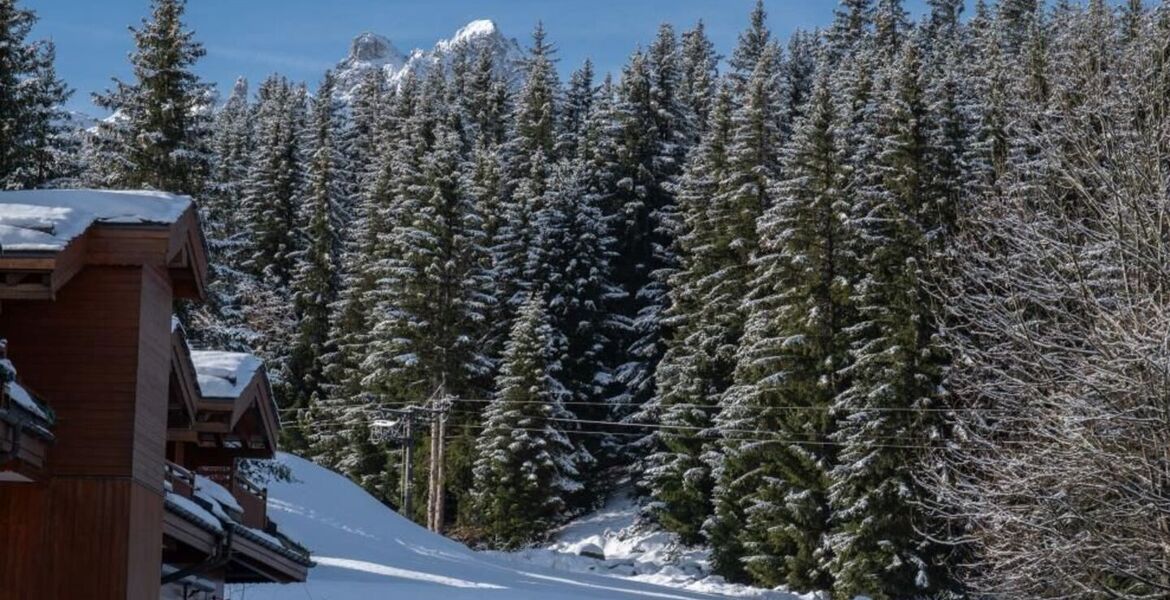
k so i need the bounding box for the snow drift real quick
[229,453,762,599]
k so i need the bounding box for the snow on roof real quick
[165,491,225,534]
[189,350,263,399]
[195,474,245,515]
[0,357,50,422]
[0,189,192,252]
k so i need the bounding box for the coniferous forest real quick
[5,0,1170,597]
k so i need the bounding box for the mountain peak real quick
[454,19,499,41]
[347,32,403,63]
[333,20,521,101]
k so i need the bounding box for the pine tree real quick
[186,77,254,352]
[778,31,819,139]
[609,24,690,417]
[290,71,350,451]
[558,60,595,160]
[363,77,492,403]
[470,294,582,547]
[827,42,950,599]
[527,159,621,502]
[708,68,850,590]
[493,23,560,323]
[729,0,772,86]
[644,83,735,544]
[679,21,719,138]
[0,0,71,189]
[240,76,307,429]
[996,0,1040,53]
[828,0,873,58]
[90,0,211,195]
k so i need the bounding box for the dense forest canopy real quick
[4,0,1170,597]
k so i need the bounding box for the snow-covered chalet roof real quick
[189,350,263,400]
[0,189,192,253]
[0,353,52,426]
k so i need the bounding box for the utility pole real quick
[371,391,451,530]
[428,394,452,533]
[371,406,426,518]
[427,403,439,531]
[400,409,414,517]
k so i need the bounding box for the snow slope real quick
[497,490,806,599]
[228,453,772,599]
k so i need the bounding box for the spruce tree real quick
[186,77,254,352]
[827,42,950,599]
[828,0,873,58]
[558,60,595,160]
[470,294,582,548]
[709,69,850,590]
[0,0,71,189]
[240,76,307,432]
[644,83,735,544]
[90,0,212,195]
[528,159,621,501]
[609,25,690,416]
[679,21,719,138]
[291,71,349,451]
[363,77,492,403]
[15,41,72,187]
[494,23,560,322]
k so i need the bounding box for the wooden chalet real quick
[0,190,310,600]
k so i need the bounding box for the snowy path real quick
[227,454,769,599]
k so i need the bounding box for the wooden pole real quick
[401,410,414,518]
[434,397,449,533]
[427,411,440,531]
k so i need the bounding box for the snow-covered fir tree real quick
[827,40,951,600]
[0,0,72,189]
[608,23,691,417]
[678,21,719,139]
[89,0,212,195]
[240,76,308,443]
[707,67,851,590]
[290,71,350,450]
[642,82,735,544]
[494,23,560,319]
[470,294,583,548]
[186,77,255,351]
[362,71,492,410]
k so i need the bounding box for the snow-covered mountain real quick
[335,19,522,100]
[230,453,777,599]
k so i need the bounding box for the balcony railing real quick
[164,461,196,497]
[194,464,269,530]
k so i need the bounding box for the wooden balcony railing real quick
[194,464,269,530]
[164,461,196,498]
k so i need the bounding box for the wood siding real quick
[0,264,174,600]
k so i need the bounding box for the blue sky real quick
[25,0,941,114]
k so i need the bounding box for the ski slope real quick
[227,453,770,599]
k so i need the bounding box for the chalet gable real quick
[0,189,208,301]
[167,324,281,459]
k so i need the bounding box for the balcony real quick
[163,460,311,583]
[0,353,55,481]
[193,464,268,530]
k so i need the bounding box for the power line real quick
[295,411,959,450]
[281,399,1011,414]
[292,407,946,443]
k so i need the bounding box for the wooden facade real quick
[0,191,308,600]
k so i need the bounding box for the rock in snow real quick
[334,19,522,100]
[230,453,789,599]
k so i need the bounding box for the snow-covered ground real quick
[227,453,802,599]
[493,489,806,599]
